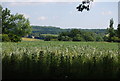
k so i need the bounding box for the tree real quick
[96,35,103,42]
[82,32,95,41]
[0,5,2,34]
[69,29,81,38]
[107,18,115,42]
[2,8,31,42]
[117,24,120,38]
[0,5,2,42]
[73,34,84,41]
[58,29,98,42]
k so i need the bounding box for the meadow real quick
[2,41,120,80]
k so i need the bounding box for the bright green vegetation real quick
[2,41,120,79]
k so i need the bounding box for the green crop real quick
[2,41,120,79]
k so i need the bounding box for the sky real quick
[0,0,120,2]
[1,0,119,29]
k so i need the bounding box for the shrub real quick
[8,34,21,42]
[2,34,11,42]
[111,36,120,42]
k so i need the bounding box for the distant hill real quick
[31,26,107,35]
[32,26,70,34]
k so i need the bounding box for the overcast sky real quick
[1,1,119,29]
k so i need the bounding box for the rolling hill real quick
[31,26,107,35]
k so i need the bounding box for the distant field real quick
[41,34,58,37]
[22,37,42,41]
[2,41,120,79]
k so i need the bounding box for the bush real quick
[58,36,72,41]
[111,36,120,42]
[44,36,51,41]
[2,34,11,42]
[103,35,109,42]
[50,39,58,41]
[8,34,21,42]
[73,36,84,41]
[96,36,103,42]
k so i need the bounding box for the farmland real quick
[2,41,120,80]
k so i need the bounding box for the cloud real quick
[101,11,112,15]
[38,16,47,20]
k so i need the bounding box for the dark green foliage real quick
[2,33,21,42]
[8,34,21,42]
[2,34,11,42]
[103,35,109,41]
[31,26,70,35]
[3,51,120,80]
[111,36,120,42]
[68,29,81,38]
[2,8,11,34]
[107,18,116,42]
[44,35,58,41]
[96,35,104,41]
[117,24,120,38]
[2,41,119,80]
[0,5,2,34]
[82,32,96,41]
[106,18,120,42]
[73,34,84,41]
[58,36,72,41]
[44,36,52,41]
[58,29,100,42]
[30,26,107,40]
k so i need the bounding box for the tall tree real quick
[117,24,120,38]
[2,8,11,34]
[0,5,2,34]
[2,8,31,42]
[107,18,115,42]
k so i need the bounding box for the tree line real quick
[58,29,103,41]
[30,26,106,37]
[44,18,120,42]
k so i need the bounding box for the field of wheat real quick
[2,41,120,80]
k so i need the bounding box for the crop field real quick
[22,37,43,41]
[2,41,120,80]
